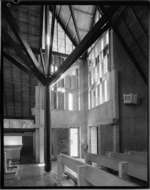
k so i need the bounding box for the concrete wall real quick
[113,31,147,152]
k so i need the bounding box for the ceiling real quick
[2,2,148,119]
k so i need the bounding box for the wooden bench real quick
[78,165,137,186]
[107,152,147,181]
[107,151,147,164]
[126,151,147,157]
[85,153,129,179]
[57,153,85,186]
[57,154,136,186]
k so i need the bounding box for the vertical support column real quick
[44,85,51,172]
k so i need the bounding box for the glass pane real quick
[70,128,78,157]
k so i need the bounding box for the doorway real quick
[70,128,79,157]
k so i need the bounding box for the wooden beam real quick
[130,6,148,39]
[45,5,50,76]
[2,5,46,85]
[47,5,56,77]
[4,128,35,133]
[3,116,34,120]
[39,5,44,50]
[40,48,46,75]
[49,5,78,47]
[121,16,147,61]
[3,51,32,75]
[48,6,119,86]
[69,5,81,43]
[44,85,51,172]
[2,27,46,85]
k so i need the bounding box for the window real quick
[50,63,80,111]
[88,30,110,109]
[68,93,73,111]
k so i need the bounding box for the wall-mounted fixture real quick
[123,93,140,105]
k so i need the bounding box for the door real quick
[70,128,79,157]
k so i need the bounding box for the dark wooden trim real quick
[2,5,46,85]
[3,116,34,120]
[69,5,80,43]
[48,6,118,85]
[40,48,46,75]
[49,5,77,47]
[4,128,35,133]
[47,5,56,77]
[3,51,32,75]
[121,16,147,61]
[130,6,148,39]
[44,85,51,172]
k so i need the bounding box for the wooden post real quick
[57,155,64,182]
[118,161,128,180]
[44,85,51,172]
[77,165,87,186]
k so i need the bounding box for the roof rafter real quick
[48,5,56,77]
[48,6,119,86]
[49,5,78,47]
[3,51,32,75]
[2,27,46,85]
[69,5,80,43]
[2,4,46,85]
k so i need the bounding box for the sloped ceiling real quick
[2,3,148,119]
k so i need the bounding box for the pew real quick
[107,152,147,164]
[107,152,147,181]
[126,151,147,157]
[57,153,136,186]
[77,165,136,186]
[85,153,128,179]
[57,153,85,186]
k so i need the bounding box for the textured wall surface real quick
[113,32,147,152]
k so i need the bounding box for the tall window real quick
[88,30,110,109]
[51,64,80,111]
[42,10,75,55]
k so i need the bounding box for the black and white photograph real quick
[0,0,149,188]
